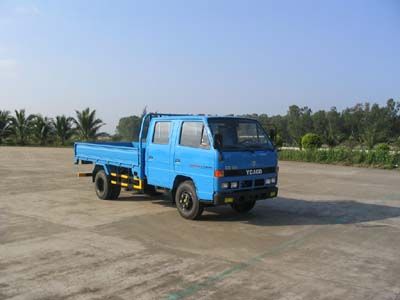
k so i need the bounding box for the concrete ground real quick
[1,147,400,300]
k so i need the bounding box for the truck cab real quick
[75,113,278,220]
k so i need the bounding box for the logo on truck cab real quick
[245,168,263,175]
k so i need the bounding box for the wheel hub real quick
[179,192,193,210]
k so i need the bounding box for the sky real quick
[0,0,399,133]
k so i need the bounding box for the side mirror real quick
[269,128,276,142]
[213,133,223,151]
[213,133,224,161]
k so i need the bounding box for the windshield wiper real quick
[249,144,275,151]
[220,145,250,152]
[222,144,275,152]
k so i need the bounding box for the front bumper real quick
[212,186,278,206]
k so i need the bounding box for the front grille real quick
[254,179,265,187]
[241,180,252,188]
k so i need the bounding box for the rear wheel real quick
[110,184,121,200]
[175,181,203,220]
[231,199,256,213]
[94,170,120,200]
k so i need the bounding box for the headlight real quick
[271,177,276,184]
[221,182,229,189]
[265,178,272,185]
[230,182,238,189]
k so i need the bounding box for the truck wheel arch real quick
[172,175,196,200]
[92,164,109,182]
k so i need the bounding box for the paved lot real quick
[1,147,400,300]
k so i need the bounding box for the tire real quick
[110,184,121,200]
[94,170,114,200]
[231,199,256,213]
[175,181,203,220]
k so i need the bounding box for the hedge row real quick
[279,148,400,169]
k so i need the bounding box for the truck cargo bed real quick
[74,142,141,169]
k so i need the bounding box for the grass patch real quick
[279,148,400,169]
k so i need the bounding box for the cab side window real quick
[152,122,171,144]
[180,122,210,149]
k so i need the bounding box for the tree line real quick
[114,99,400,150]
[2,99,399,149]
[250,99,400,149]
[0,108,105,146]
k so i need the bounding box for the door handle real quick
[148,155,154,160]
[175,158,181,163]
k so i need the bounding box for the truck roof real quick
[149,113,256,122]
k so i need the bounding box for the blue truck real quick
[74,113,278,219]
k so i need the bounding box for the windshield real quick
[208,118,274,151]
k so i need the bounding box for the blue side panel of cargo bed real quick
[74,142,140,170]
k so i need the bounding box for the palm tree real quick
[10,109,35,145]
[32,115,54,145]
[53,115,74,145]
[73,108,105,141]
[0,110,12,144]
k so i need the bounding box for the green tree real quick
[374,143,390,152]
[342,103,364,143]
[287,105,302,145]
[116,115,142,141]
[53,115,75,145]
[10,109,35,145]
[0,110,12,144]
[301,133,322,149]
[326,107,343,147]
[32,115,54,145]
[359,103,390,149]
[269,115,289,145]
[256,114,269,130]
[287,105,313,146]
[385,99,400,142]
[73,108,105,141]
[312,110,328,143]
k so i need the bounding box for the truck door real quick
[173,121,215,201]
[146,120,173,188]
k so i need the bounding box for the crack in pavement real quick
[165,226,323,300]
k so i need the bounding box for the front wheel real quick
[175,181,203,220]
[231,199,256,213]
